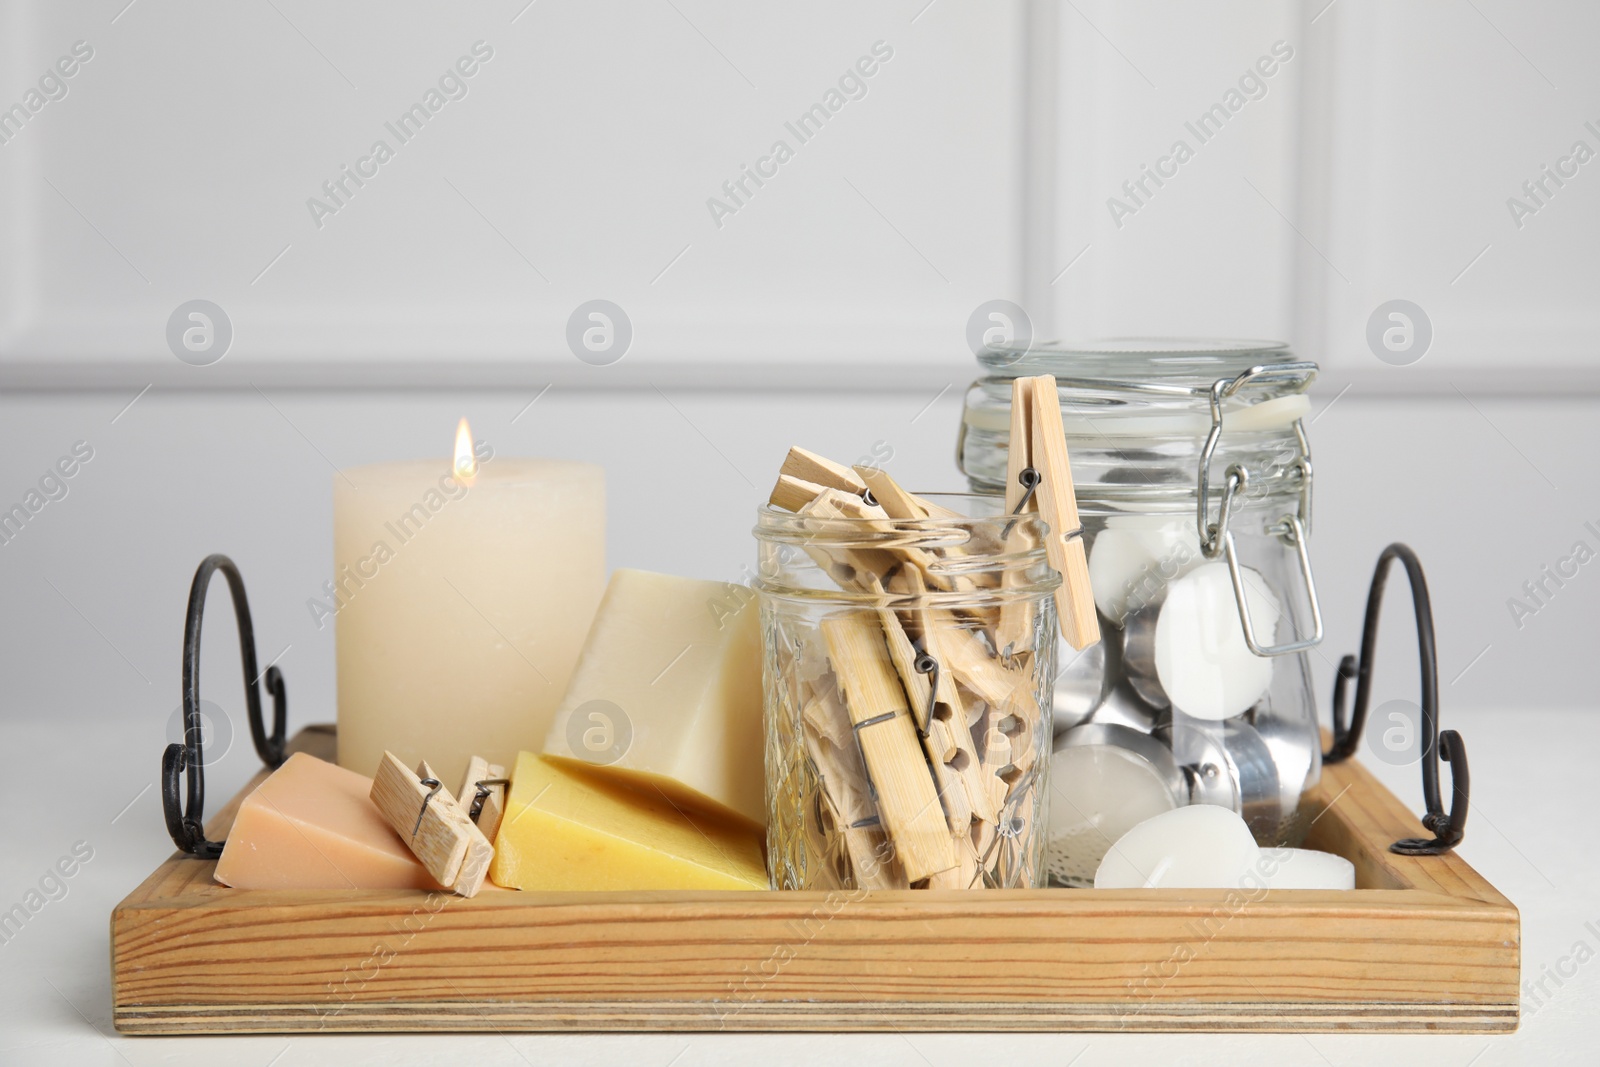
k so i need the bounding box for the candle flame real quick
[453,418,477,483]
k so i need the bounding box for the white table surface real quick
[1,703,1594,1067]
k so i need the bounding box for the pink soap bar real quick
[214,752,441,891]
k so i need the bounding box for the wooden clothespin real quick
[456,756,509,844]
[796,489,900,591]
[772,449,972,596]
[1004,375,1100,651]
[775,446,869,499]
[370,751,493,897]
[770,447,960,526]
[820,611,958,883]
[878,598,990,828]
[770,474,829,513]
[852,465,961,521]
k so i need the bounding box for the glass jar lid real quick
[960,339,1318,512]
[975,337,1298,391]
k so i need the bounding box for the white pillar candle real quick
[1258,847,1356,890]
[332,420,605,786]
[1153,562,1281,721]
[1093,804,1259,889]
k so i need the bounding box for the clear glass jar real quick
[958,340,1324,887]
[755,495,1059,890]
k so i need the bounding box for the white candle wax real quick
[1259,847,1356,890]
[1047,740,1178,885]
[333,441,604,786]
[1153,562,1281,721]
[1094,804,1259,889]
[1087,516,1201,624]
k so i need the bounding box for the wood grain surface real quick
[111,726,1519,1035]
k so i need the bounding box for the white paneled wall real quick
[1050,0,1304,344]
[0,0,1027,386]
[2,3,1597,734]
[2,0,1596,390]
[1,388,1596,774]
[1293,1,1600,388]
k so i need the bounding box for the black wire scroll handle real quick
[1323,543,1469,856]
[162,554,289,858]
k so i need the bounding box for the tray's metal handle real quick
[1325,543,1469,856]
[1197,362,1323,657]
[163,554,288,858]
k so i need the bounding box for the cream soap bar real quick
[542,568,765,826]
[214,752,440,891]
[489,752,767,891]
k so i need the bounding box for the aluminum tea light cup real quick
[1051,624,1122,735]
[1120,598,1170,711]
[1079,677,1167,735]
[1244,694,1321,840]
[1118,561,1282,722]
[1159,712,1284,843]
[1046,721,1187,886]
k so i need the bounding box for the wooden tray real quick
[111,726,1519,1035]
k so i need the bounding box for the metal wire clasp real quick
[913,650,942,737]
[1195,363,1323,657]
[413,778,443,837]
[469,778,511,823]
[844,702,913,826]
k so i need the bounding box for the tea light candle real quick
[1260,848,1356,890]
[1087,516,1201,625]
[1153,562,1281,721]
[332,420,605,786]
[1094,804,1259,889]
[1048,723,1182,885]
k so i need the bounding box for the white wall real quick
[2,0,1597,760]
[2,387,1595,741]
[4,0,1595,391]
[0,0,1028,387]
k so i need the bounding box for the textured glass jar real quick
[756,495,1059,890]
[959,340,1324,887]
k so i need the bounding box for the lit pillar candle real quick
[333,419,605,786]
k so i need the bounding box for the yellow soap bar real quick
[489,752,768,891]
